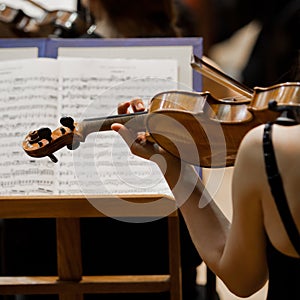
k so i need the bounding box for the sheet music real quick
[0,48,38,61]
[0,58,59,195]
[0,57,178,196]
[57,57,177,196]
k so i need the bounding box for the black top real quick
[263,122,300,299]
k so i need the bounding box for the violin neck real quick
[80,111,147,138]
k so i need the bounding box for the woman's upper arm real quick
[219,126,269,296]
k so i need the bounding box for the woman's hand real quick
[112,99,204,209]
[111,98,179,166]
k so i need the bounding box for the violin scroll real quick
[23,116,84,163]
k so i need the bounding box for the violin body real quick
[23,82,300,168]
[147,91,258,167]
[147,83,300,167]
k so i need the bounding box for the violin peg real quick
[48,154,58,163]
[37,127,52,142]
[60,116,75,130]
[67,141,80,150]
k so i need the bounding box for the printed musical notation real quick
[0,57,177,196]
[0,58,58,196]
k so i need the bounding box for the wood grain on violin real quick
[23,80,300,168]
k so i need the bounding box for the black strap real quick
[263,122,300,255]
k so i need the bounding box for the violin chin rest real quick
[275,111,299,126]
[275,116,298,126]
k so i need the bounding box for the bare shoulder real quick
[234,123,300,196]
[232,125,266,197]
[241,123,300,168]
[272,124,300,173]
[236,125,265,165]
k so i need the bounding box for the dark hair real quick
[100,0,180,37]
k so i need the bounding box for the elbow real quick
[216,260,268,298]
[222,283,259,298]
[221,275,267,298]
[227,287,258,298]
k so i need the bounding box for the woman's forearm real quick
[153,155,230,274]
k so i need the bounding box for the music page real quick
[57,57,177,196]
[0,57,178,196]
[0,58,59,195]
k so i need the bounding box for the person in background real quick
[80,0,180,38]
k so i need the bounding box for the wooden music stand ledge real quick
[0,194,182,300]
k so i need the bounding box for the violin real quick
[0,3,33,37]
[22,72,300,168]
[0,1,90,38]
[0,4,20,23]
